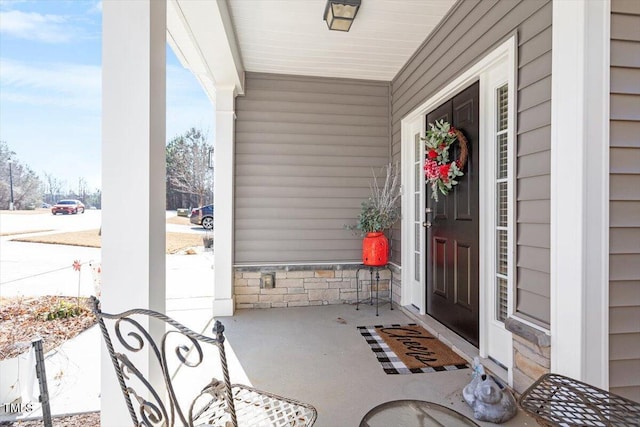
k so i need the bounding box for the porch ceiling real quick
[168,0,457,94]
[226,0,456,81]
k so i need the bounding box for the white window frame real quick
[479,63,514,374]
[400,120,427,313]
[495,83,510,324]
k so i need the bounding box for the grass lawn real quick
[0,229,55,236]
[3,212,205,253]
[166,215,191,225]
[11,229,204,254]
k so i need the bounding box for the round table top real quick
[359,399,479,427]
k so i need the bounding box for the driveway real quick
[0,209,102,234]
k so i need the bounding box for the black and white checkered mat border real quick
[357,323,468,375]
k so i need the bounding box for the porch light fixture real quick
[323,0,361,32]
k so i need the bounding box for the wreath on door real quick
[423,120,468,201]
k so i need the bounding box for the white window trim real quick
[550,0,610,388]
[400,119,426,313]
[400,36,517,370]
[478,67,514,378]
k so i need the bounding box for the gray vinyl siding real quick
[609,0,640,402]
[234,72,390,264]
[390,0,552,325]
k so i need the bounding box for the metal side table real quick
[356,264,393,316]
[360,400,479,427]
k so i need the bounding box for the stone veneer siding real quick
[234,264,400,309]
[505,318,551,394]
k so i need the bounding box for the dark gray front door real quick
[425,81,480,347]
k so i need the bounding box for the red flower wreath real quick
[423,120,468,201]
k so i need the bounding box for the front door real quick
[425,81,479,347]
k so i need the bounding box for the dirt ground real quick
[0,296,97,361]
[0,412,100,427]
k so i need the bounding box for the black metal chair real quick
[92,297,317,426]
[518,373,640,427]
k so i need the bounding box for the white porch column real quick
[102,1,166,425]
[213,87,236,315]
[550,0,610,388]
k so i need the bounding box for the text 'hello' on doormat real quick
[358,323,468,374]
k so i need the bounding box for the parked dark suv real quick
[189,204,214,229]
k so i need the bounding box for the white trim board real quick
[400,117,426,313]
[479,55,515,376]
[213,86,237,317]
[550,0,610,389]
[400,36,517,380]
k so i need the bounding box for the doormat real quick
[358,323,468,374]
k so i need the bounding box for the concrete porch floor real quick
[216,303,537,427]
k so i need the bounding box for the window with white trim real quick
[495,84,509,322]
[413,133,422,282]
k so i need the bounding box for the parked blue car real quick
[189,204,214,229]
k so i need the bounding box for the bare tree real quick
[77,177,89,202]
[12,165,41,208]
[44,172,66,204]
[85,188,102,209]
[0,141,42,209]
[0,142,13,206]
[166,128,213,209]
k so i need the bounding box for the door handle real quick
[422,221,431,228]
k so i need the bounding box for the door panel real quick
[455,242,472,309]
[426,81,480,347]
[433,238,447,296]
[455,190,472,220]
[453,97,475,221]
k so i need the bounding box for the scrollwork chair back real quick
[92,297,317,427]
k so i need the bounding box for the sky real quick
[0,0,215,192]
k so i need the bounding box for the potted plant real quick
[349,163,401,266]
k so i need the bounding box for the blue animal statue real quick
[463,357,517,423]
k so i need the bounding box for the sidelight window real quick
[413,133,422,282]
[495,84,509,322]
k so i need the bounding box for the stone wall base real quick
[234,264,399,309]
[506,318,551,394]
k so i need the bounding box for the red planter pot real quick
[362,232,389,266]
